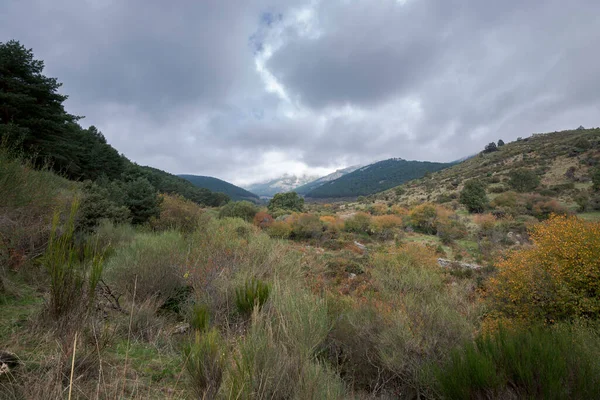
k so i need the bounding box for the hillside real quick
[179,175,260,202]
[245,174,319,197]
[294,165,362,195]
[305,158,452,199]
[376,128,600,210]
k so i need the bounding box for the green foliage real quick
[179,174,259,202]
[434,325,600,400]
[268,191,304,213]
[289,213,323,239]
[460,180,488,213]
[592,167,600,191]
[343,212,371,234]
[497,139,505,147]
[483,142,498,153]
[306,158,451,198]
[123,177,162,225]
[508,168,540,192]
[105,231,187,304]
[42,199,103,324]
[183,328,225,399]
[189,304,210,332]
[218,200,259,222]
[78,181,131,231]
[235,278,270,316]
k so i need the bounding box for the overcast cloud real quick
[2,0,599,185]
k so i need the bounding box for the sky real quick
[2,0,600,186]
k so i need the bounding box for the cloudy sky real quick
[2,0,599,186]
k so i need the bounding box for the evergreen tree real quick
[483,142,498,153]
[0,40,80,170]
[498,139,505,147]
[124,178,162,225]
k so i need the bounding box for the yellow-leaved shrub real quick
[488,214,600,324]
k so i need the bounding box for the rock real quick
[353,241,367,251]
[349,273,357,280]
[437,258,482,270]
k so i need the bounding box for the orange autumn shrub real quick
[253,211,274,228]
[488,214,600,323]
[370,203,389,216]
[391,205,409,216]
[320,215,344,232]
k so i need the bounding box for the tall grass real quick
[42,199,103,325]
[434,324,600,399]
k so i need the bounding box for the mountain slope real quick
[179,175,260,202]
[294,165,362,195]
[306,158,452,198]
[245,174,319,197]
[374,128,600,209]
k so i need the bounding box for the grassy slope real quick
[375,128,600,209]
[179,174,260,202]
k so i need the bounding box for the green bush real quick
[235,278,271,316]
[344,212,371,234]
[508,168,540,192]
[434,325,600,400]
[268,191,304,213]
[459,180,488,213]
[104,230,187,304]
[218,200,258,222]
[290,213,323,239]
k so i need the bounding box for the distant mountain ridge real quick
[179,175,260,202]
[305,158,452,198]
[244,174,319,197]
[294,165,363,195]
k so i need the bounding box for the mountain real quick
[374,128,600,209]
[294,165,363,195]
[179,175,260,202]
[305,158,452,199]
[245,174,319,198]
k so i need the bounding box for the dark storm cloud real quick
[2,0,599,184]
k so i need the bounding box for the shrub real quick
[524,195,568,220]
[218,200,258,222]
[436,218,468,244]
[371,215,404,240]
[289,213,323,239]
[149,193,203,233]
[344,212,372,234]
[592,167,600,191]
[268,220,293,239]
[104,230,187,304]
[488,215,600,323]
[409,203,438,234]
[508,169,540,192]
[78,181,131,231]
[253,211,274,228]
[391,205,409,216]
[369,203,388,215]
[460,180,488,213]
[434,325,600,400]
[183,328,225,399]
[473,213,497,234]
[320,215,344,233]
[235,278,271,316]
[123,177,162,225]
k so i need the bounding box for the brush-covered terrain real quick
[2,40,600,399]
